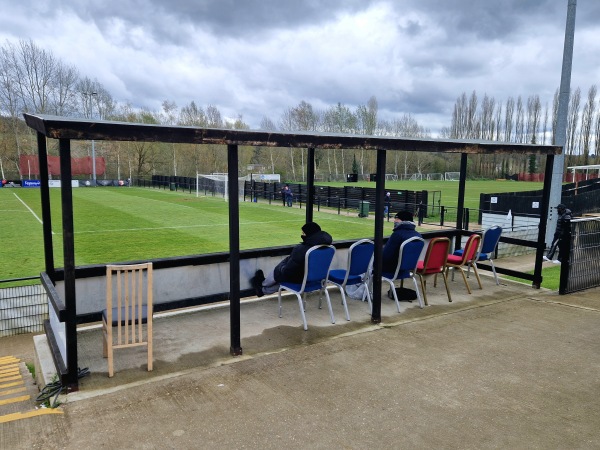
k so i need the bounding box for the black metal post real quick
[455,153,468,250]
[558,218,571,295]
[228,144,242,356]
[306,148,315,223]
[534,154,555,288]
[37,132,55,279]
[371,149,386,324]
[58,139,79,390]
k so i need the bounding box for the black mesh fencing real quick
[560,218,600,294]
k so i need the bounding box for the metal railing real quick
[0,278,48,337]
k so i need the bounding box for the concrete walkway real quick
[2,264,600,449]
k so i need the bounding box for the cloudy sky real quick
[1,0,599,135]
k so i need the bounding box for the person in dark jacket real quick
[543,203,572,264]
[382,210,422,274]
[251,222,333,297]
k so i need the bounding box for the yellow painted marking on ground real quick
[0,368,20,376]
[0,387,27,397]
[0,359,19,366]
[0,381,24,389]
[0,375,21,382]
[0,395,30,406]
[0,408,63,423]
[0,355,20,361]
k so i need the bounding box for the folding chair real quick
[446,234,482,294]
[103,263,153,377]
[327,239,374,320]
[454,226,502,285]
[278,245,336,331]
[415,237,452,305]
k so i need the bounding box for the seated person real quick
[382,210,422,274]
[251,221,333,297]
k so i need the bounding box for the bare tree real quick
[356,96,378,174]
[566,87,581,166]
[526,95,541,144]
[579,85,596,166]
[504,97,515,142]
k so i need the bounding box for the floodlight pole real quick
[547,0,577,245]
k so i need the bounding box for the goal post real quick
[196,173,248,200]
[426,173,443,181]
[444,172,461,181]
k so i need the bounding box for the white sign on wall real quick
[490,197,498,204]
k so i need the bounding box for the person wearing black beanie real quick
[251,221,332,297]
[382,210,421,274]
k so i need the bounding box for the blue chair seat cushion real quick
[454,249,490,261]
[103,306,148,327]
[328,269,363,286]
[281,280,323,293]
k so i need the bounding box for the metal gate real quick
[560,217,600,294]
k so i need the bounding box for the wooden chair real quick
[415,237,452,306]
[446,234,482,294]
[103,263,153,377]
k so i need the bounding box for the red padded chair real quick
[415,237,452,306]
[446,234,482,294]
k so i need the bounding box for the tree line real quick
[441,89,599,178]
[1,38,597,182]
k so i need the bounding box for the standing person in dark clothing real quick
[384,192,391,219]
[281,184,293,207]
[251,222,333,297]
[543,203,572,264]
[382,210,422,273]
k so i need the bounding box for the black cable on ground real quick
[35,367,90,408]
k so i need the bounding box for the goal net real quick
[385,173,398,181]
[400,173,422,181]
[444,172,461,181]
[196,173,247,200]
[426,173,443,181]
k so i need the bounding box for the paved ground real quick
[2,259,600,449]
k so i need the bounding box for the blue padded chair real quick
[327,239,374,320]
[278,245,336,331]
[453,226,502,285]
[382,236,426,312]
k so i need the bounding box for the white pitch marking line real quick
[13,193,55,235]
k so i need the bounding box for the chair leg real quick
[102,322,108,358]
[295,292,308,331]
[339,287,350,321]
[278,288,282,317]
[385,278,401,313]
[457,267,472,294]
[441,271,452,302]
[489,259,499,285]
[324,290,335,324]
[363,283,373,314]
[470,263,483,289]
[411,276,424,309]
[147,314,153,372]
[417,274,428,306]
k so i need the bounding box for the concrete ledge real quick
[33,334,58,391]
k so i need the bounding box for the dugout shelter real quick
[24,113,561,389]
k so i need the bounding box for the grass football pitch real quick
[0,180,543,280]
